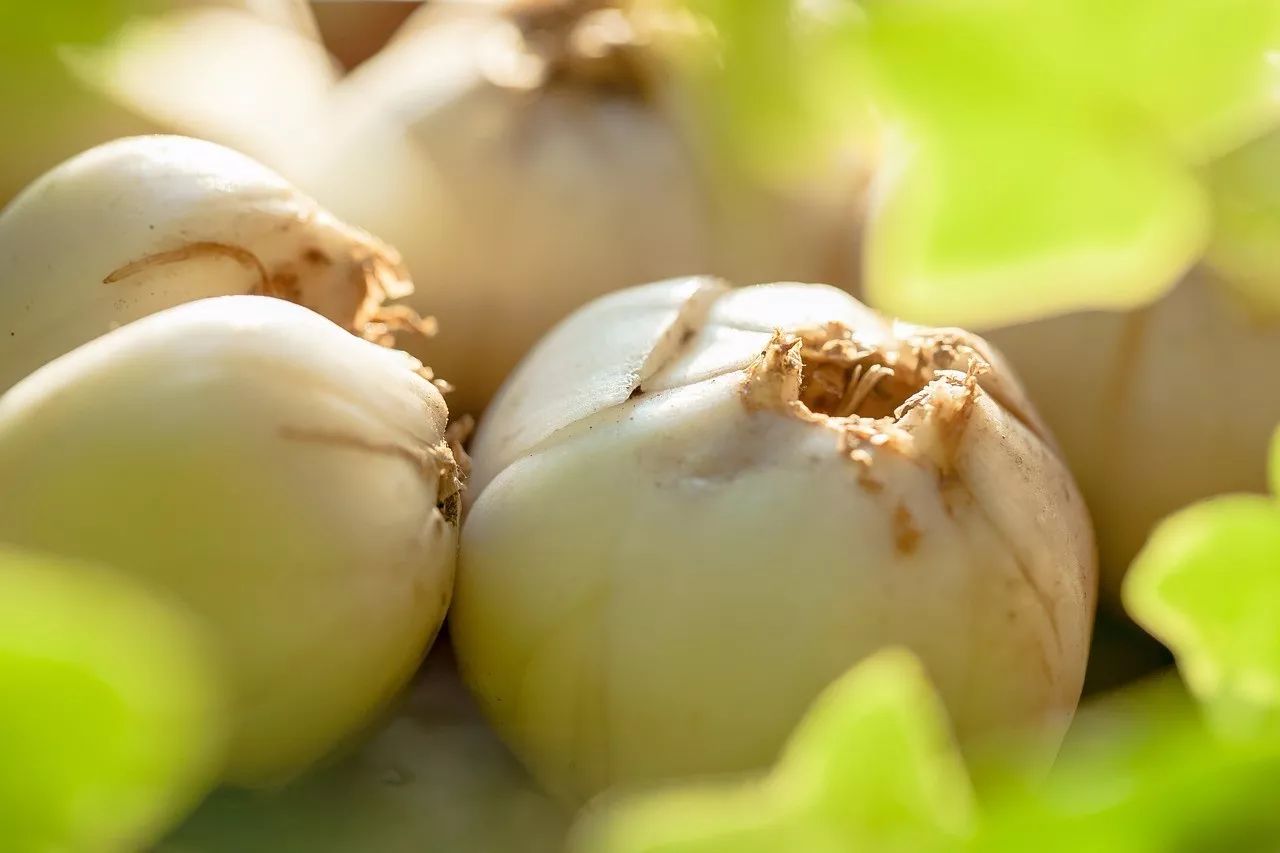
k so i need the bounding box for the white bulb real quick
[985,268,1280,598]
[0,295,460,784]
[294,0,866,414]
[0,135,423,396]
[453,278,1096,802]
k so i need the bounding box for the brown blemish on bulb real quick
[892,503,920,555]
[938,471,970,520]
[857,470,884,494]
[303,247,331,266]
[266,271,302,303]
[104,241,269,287]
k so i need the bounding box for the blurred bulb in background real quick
[292,0,868,415]
[311,0,423,70]
[0,0,335,209]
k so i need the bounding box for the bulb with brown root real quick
[453,278,1097,803]
[0,135,436,395]
[294,0,868,415]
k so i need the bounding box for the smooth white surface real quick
[0,296,457,783]
[456,280,1096,802]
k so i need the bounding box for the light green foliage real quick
[0,547,225,853]
[0,0,148,61]
[679,0,873,179]
[0,0,159,204]
[1205,132,1280,317]
[0,0,155,100]
[975,676,1280,851]
[1124,429,1280,736]
[691,0,1280,327]
[573,649,975,853]
[574,657,1280,852]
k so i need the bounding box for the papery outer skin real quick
[983,268,1280,601]
[291,0,866,415]
[454,278,1096,803]
[0,296,458,784]
[0,135,409,396]
[0,2,334,209]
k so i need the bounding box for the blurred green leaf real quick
[573,649,974,853]
[1204,131,1280,317]
[863,111,1207,326]
[0,546,225,853]
[987,0,1280,161]
[692,0,1280,326]
[0,0,149,58]
[674,0,873,179]
[0,0,162,205]
[1125,488,1280,737]
[574,648,1280,852]
[975,675,1280,851]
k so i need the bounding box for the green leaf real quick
[572,649,974,853]
[863,114,1207,327]
[1123,492,1280,736]
[856,0,1232,326]
[0,547,225,853]
[1027,0,1280,161]
[1203,131,1280,317]
[691,0,1280,326]
[974,675,1280,851]
[678,0,874,179]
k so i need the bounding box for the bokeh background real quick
[6,2,1280,851]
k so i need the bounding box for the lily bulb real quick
[985,268,1280,600]
[295,0,865,414]
[453,278,1096,802]
[0,135,427,395]
[0,296,460,783]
